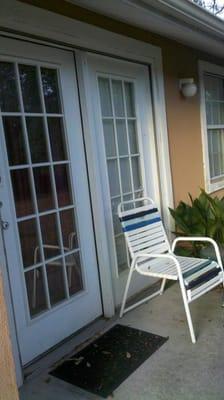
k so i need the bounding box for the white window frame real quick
[199,60,224,193]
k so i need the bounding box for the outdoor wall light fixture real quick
[179,78,197,97]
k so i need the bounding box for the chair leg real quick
[120,261,135,318]
[179,282,196,343]
[160,278,166,294]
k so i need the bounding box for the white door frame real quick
[79,53,162,306]
[0,2,173,386]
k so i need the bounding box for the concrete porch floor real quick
[19,283,224,400]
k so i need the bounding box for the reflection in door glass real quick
[98,76,143,273]
[0,62,20,112]
[3,117,27,165]
[1,61,84,318]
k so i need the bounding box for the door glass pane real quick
[116,120,128,155]
[115,235,127,272]
[26,117,48,163]
[65,252,83,296]
[125,82,135,117]
[19,64,42,113]
[1,60,85,319]
[111,197,122,235]
[128,120,138,154]
[3,117,27,165]
[132,157,142,190]
[112,80,124,117]
[18,218,41,268]
[107,160,120,196]
[54,164,72,207]
[25,268,47,316]
[11,169,34,217]
[120,158,132,193]
[46,260,66,306]
[0,62,19,112]
[98,75,143,273]
[98,77,112,117]
[33,167,55,212]
[41,68,61,114]
[102,119,116,157]
[48,117,67,161]
[60,209,79,251]
[40,213,61,259]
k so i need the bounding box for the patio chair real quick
[118,197,224,343]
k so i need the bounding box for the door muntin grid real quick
[0,60,84,318]
[98,76,144,273]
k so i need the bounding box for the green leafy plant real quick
[169,189,224,257]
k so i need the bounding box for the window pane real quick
[208,129,224,178]
[3,117,27,166]
[205,74,224,125]
[102,119,116,157]
[47,117,67,161]
[120,158,132,193]
[205,75,224,101]
[41,68,61,114]
[25,268,47,317]
[46,260,66,306]
[11,169,34,217]
[40,213,61,260]
[65,252,83,296]
[26,117,48,163]
[125,82,135,117]
[54,164,72,207]
[116,120,128,155]
[98,77,112,117]
[112,80,124,117]
[60,209,79,251]
[33,167,55,212]
[107,159,120,196]
[0,62,19,112]
[19,64,42,113]
[18,218,41,268]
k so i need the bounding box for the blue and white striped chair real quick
[118,197,224,343]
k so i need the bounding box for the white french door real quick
[84,54,160,306]
[0,38,102,365]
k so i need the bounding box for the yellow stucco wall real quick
[0,273,19,400]
[20,0,224,205]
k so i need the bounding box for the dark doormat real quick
[50,324,168,398]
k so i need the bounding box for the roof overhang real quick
[70,0,224,59]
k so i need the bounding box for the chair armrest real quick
[133,252,182,276]
[171,236,223,268]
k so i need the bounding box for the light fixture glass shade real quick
[181,82,197,97]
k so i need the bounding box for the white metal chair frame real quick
[118,197,224,343]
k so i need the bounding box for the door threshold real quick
[23,316,118,383]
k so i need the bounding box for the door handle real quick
[1,220,9,230]
[0,202,9,230]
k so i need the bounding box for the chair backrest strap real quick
[118,198,170,259]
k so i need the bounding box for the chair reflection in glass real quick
[32,232,79,308]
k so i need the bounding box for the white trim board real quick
[199,60,224,193]
[70,0,224,58]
